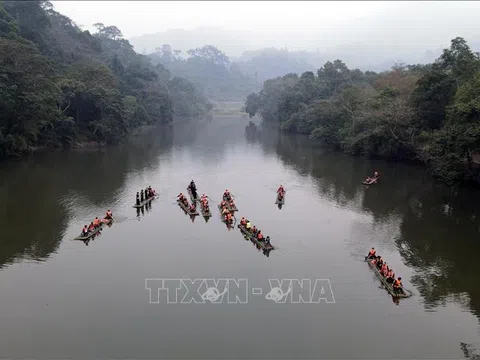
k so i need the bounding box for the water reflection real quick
[250,128,480,318]
[0,125,174,269]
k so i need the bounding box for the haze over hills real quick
[130,1,480,72]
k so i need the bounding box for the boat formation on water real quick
[75,210,114,240]
[365,248,412,298]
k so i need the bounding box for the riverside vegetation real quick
[245,38,480,185]
[0,1,211,159]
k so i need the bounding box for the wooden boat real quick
[365,258,412,298]
[177,199,199,216]
[133,195,156,208]
[275,191,285,205]
[237,224,274,250]
[74,217,113,240]
[362,178,379,185]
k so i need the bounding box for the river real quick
[1,114,480,359]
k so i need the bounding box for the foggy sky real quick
[52,1,480,57]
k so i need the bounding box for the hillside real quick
[0,1,211,159]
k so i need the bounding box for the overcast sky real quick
[51,1,391,37]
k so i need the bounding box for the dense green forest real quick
[148,44,258,101]
[246,38,480,185]
[0,1,211,159]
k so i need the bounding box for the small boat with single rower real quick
[178,199,199,216]
[237,224,274,250]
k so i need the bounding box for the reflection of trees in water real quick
[461,342,480,359]
[396,184,480,315]
[253,127,480,318]
[0,125,174,269]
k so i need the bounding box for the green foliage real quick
[246,37,480,184]
[0,1,211,159]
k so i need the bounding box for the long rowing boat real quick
[237,224,274,250]
[133,195,156,208]
[74,217,113,240]
[365,259,412,298]
[275,191,286,205]
[178,199,199,216]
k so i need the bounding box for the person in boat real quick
[366,247,376,259]
[376,257,384,270]
[223,190,231,201]
[221,200,227,208]
[105,210,113,220]
[189,180,196,191]
[386,269,395,283]
[140,189,145,202]
[380,263,388,276]
[88,222,95,232]
[251,225,257,234]
[229,200,235,208]
[393,277,404,294]
[225,212,233,223]
[265,236,271,246]
[246,220,252,231]
[277,185,285,194]
[189,203,196,213]
[93,217,101,229]
[136,192,140,206]
[222,207,230,215]
[81,225,89,236]
[240,217,246,226]
[278,191,284,201]
[257,230,264,241]
[178,193,185,201]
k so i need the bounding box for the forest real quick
[245,37,480,185]
[0,1,211,159]
[148,44,259,101]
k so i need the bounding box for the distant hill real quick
[130,2,480,72]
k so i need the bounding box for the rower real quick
[105,210,113,219]
[265,236,271,245]
[189,203,196,212]
[189,180,196,191]
[140,190,144,202]
[376,257,383,269]
[386,269,395,283]
[257,230,264,241]
[393,277,403,294]
[222,207,230,215]
[136,192,140,206]
[177,193,185,201]
[246,220,252,230]
[223,190,231,201]
[367,247,376,259]
[82,225,89,236]
[240,217,246,226]
[229,200,235,208]
[88,222,95,232]
[93,217,101,228]
[252,225,257,234]
[277,185,285,194]
[380,263,388,276]
[145,187,149,198]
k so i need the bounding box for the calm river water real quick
[1,114,480,359]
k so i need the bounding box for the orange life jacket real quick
[393,279,401,288]
[368,250,376,256]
